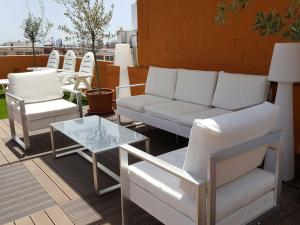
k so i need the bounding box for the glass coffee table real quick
[50,116,149,196]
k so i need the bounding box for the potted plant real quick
[57,0,115,114]
[215,0,300,40]
[22,0,52,66]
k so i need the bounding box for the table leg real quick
[92,153,100,196]
[50,126,56,158]
[145,139,150,154]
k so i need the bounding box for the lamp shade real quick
[114,44,134,67]
[269,43,300,82]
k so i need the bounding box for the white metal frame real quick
[119,130,282,225]
[5,90,83,151]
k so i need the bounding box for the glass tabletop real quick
[51,116,147,153]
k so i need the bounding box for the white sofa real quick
[119,102,282,225]
[116,67,269,138]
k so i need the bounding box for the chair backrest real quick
[8,69,63,104]
[62,50,76,72]
[145,66,178,99]
[212,71,269,111]
[47,50,60,69]
[183,102,278,188]
[175,69,218,106]
[79,52,95,84]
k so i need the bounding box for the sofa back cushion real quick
[182,102,278,188]
[145,66,178,99]
[175,69,218,106]
[8,69,63,103]
[212,71,268,110]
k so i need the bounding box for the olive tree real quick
[56,0,113,92]
[22,1,53,66]
[215,0,300,40]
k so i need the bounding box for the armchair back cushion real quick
[175,69,218,106]
[145,66,178,99]
[8,69,63,103]
[212,71,268,110]
[183,102,278,189]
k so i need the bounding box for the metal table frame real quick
[50,124,149,196]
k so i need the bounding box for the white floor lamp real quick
[114,44,134,98]
[267,43,300,181]
[114,44,134,123]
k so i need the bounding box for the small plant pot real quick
[84,88,115,115]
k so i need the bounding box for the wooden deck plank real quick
[1,119,23,136]
[0,138,19,164]
[45,206,74,225]
[30,210,53,225]
[43,155,95,196]
[14,216,34,225]
[0,150,8,166]
[3,222,14,225]
[0,120,10,137]
[22,160,70,205]
[33,158,82,201]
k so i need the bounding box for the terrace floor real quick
[0,109,300,225]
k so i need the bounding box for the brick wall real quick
[138,0,289,74]
[137,0,300,154]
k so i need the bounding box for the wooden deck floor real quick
[0,113,300,225]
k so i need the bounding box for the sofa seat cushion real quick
[13,99,79,120]
[212,71,268,110]
[175,69,218,106]
[145,67,178,99]
[117,94,172,113]
[178,108,232,127]
[145,101,209,122]
[129,148,275,222]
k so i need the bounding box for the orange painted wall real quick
[137,0,300,153]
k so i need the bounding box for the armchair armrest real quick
[119,144,206,224]
[119,144,205,187]
[5,92,24,103]
[116,83,145,99]
[68,89,83,117]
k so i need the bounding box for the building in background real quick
[0,41,44,56]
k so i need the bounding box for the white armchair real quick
[5,69,82,150]
[119,102,282,225]
[62,52,95,102]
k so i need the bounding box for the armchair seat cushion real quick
[117,94,172,113]
[129,148,275,222]
[144,101,209,122]
[13,99,79,120]
[178,108,232,127]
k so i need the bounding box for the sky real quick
[0,0,136,44]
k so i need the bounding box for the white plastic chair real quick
[58,50,77,84]
[27,50,60,71]
[119,102,282,225]
[62,52,95,102]
[5,69,82,150]
[59,50,76,72]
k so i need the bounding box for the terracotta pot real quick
[84,88,115,115]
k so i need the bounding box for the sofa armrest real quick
[116,83,145,99]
